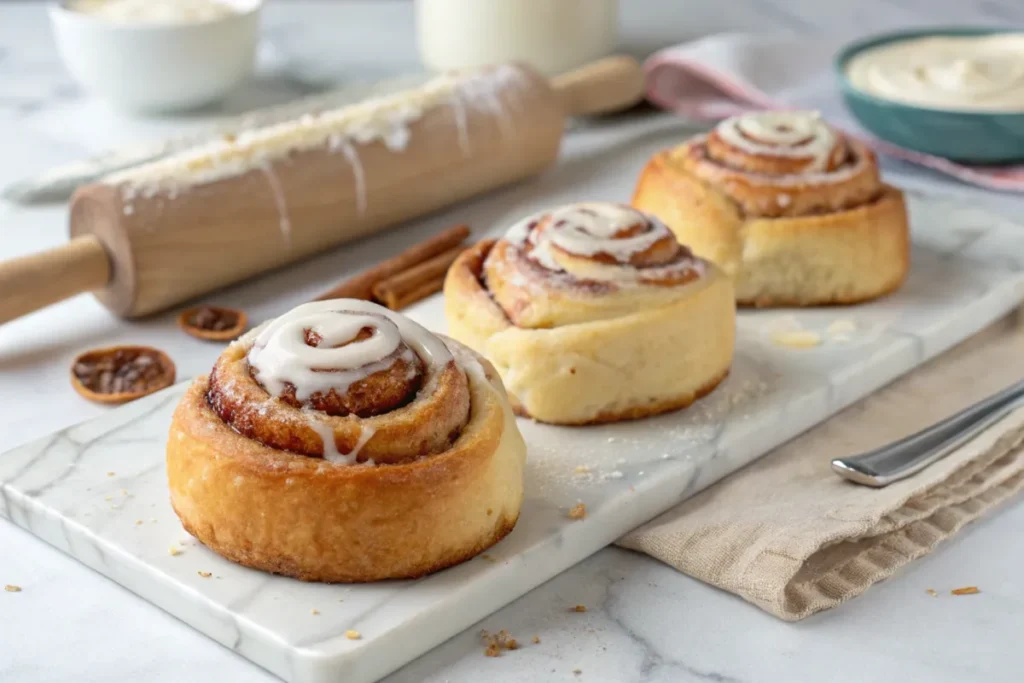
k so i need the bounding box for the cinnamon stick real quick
[374,273,448,311]
[371,244,466,310]
[315,224,470,302]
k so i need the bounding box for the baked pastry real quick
[632,111,909,307]
[444,202,735,425]
[166,299,526,582]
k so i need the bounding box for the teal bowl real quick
[835,27,1024,164]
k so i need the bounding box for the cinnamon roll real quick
[444,202,735,425]
[632,111,909,307]
[166,300,526,582]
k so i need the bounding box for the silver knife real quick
[831,377,1024,487]
[3,74,427,205]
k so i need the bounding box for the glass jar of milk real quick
[416,0,619,75]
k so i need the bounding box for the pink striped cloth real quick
[643,34,1024,192]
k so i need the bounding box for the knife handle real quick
[0,236,111,324]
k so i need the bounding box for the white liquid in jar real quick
[416,0,619,75]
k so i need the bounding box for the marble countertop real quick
[2,1,1023,682]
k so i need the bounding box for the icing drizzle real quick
[247,300,451,403]
[715,111,837,172]
[503,202,702,286]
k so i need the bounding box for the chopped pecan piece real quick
[177,306,246,341]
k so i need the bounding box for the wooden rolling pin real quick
[0,56,645,324]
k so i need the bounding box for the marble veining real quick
[1,196,1023,682]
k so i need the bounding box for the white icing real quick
[451,96,471,157]
[336,140,367,216]
[692,132,866,187]
[303,412,344,462]
[312,418,376,466]
[845,34,1024,112]
[715,111,836,172]
[508,203,668,269]
[503,202,702,286]
[259,163,291,246]
[103,65,526,203]
[246,299,451,403]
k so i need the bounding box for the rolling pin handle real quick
[550,55,646,118]
[0,235,111,324]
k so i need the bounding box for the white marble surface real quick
[3,2,1024,682]
[5,194,1023,683]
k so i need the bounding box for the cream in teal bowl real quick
[835,27,1024,164]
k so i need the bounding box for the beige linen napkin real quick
[617,309,1024,621]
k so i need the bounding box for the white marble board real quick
[2,194,1024,683]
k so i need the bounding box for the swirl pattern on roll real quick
[681,111,882,217]
[484,203,708,328]
[207,300,470,465]
[443,202,734,425]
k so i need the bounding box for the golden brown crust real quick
[174,500,518,582]
[166,323,527,583]
[632,139,910,307]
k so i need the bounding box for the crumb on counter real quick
[574,465,591,474]
[135,520,143,525]
[531,636,540,644]
[572,605,587,613]
[573,668,582,675]
[169,546,183,556]
[952,586,980,595]
[345,630,361,640]
[926,588,938,597]
[311,609,320,615]
[568,503,587,520]
[771,330,822,348]
[107,472,116,477]
[4,585,22,593]
[198,570,212,578]
[480,629,518,656]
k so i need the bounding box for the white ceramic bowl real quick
[49,0,261,113]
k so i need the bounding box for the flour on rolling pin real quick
[2,55,643,325]
[105,66,528,241]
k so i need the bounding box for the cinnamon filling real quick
[480,203,707,329]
